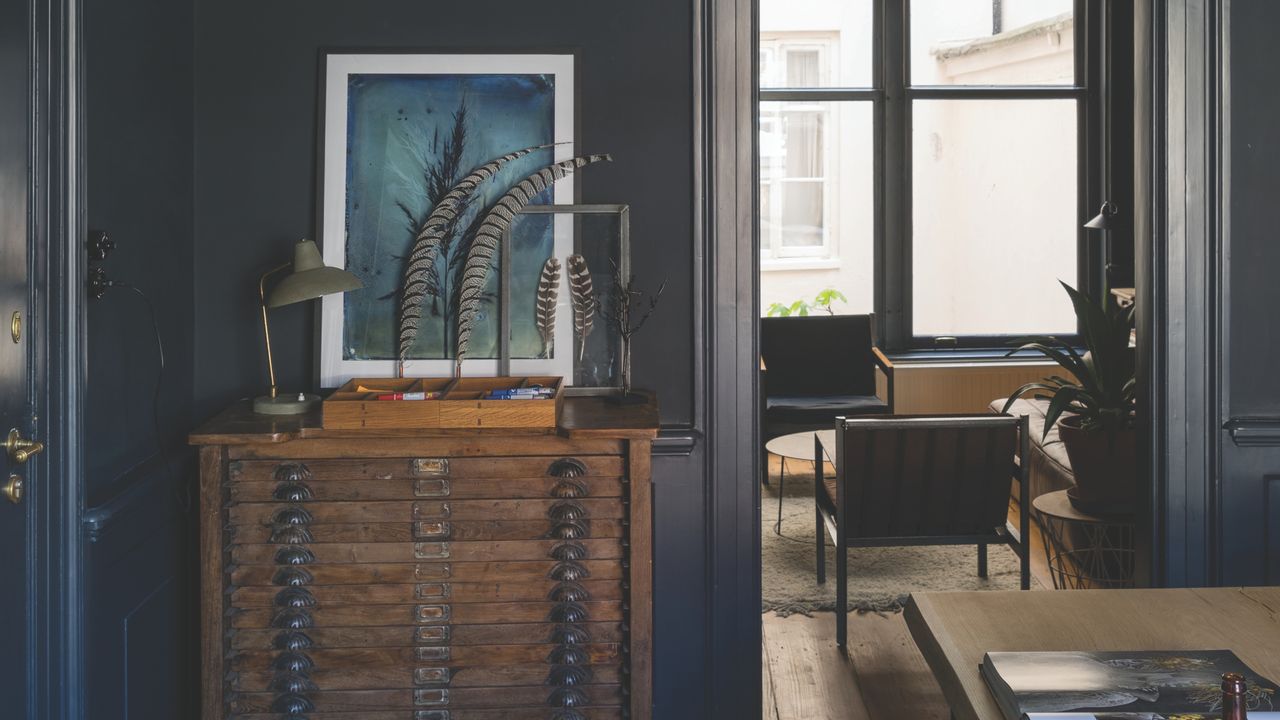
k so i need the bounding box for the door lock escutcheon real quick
[6,428,44,464]
[3,475,21,504]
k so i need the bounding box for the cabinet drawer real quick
[230,560,623,587]
[230,475,623,502]
[230,662,623,691]
[229,601,624,629]
[229,457,623,483]
[227,622,625,651]
[230,643,621,673]
[230,579,622,607]
[230,518,625,544]
[231,706,624,720]
[231,538,623,565]
[229,685,623,713]
[228,499,625,526]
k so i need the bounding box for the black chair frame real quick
[814,415,1031,648]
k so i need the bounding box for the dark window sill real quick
[884,348,1068,364]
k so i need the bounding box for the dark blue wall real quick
[85,0,197,716]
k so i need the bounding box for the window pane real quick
[912,99,1077,337]
[760,0,872,87]
[760,101,874,316]
[910,0,1074,86]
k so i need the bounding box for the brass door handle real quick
[6,428,44,464]
[3,475,22,504]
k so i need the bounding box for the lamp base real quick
[253,392,321,415]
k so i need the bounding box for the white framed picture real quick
[317,51,576,387]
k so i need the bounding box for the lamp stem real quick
[259,263,290,398]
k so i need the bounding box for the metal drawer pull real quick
[272,567,314,587]
[273,463,313,484]
[268,673,317,694]
[549,458,588,478]
[549,561,590,582]
[272,631,314,651]
[414,667,452,687]
[549,582,590,603]
[415,604,452,623]
[414,478,451,498]
[273,546,316,566]
[415,625,451,644]
[274,587,317,608]
[271,507,313,526]
[273,482,314,502]
[550,542,587,561]
[549,601,588,624]
[271,651,315,673]
[414,688,450,707]
[414,563,452,580]
[547,665,593,687]
[548,687,590,708]
[551,479,589,499]
[413,458,451,477]
[414,522,452,540]
[269,691,315,713]
[550,624,591,645]
[549,521,590,540]
[415,711,451,720]
[415,646,452,662]
[413,502,452,520]
[270,608,313,630]
[547,646,590,666]
[269,525,314,545]
[414,542,451,560]
[416,583,451,600]
[548,501,588,523]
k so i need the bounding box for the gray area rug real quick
[762,462,1026,616]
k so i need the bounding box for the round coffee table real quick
[765,431,822,532]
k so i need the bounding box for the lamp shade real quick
[266,239,363,308]
[1084,201,1119,232]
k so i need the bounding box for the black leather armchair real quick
[760,314,894,485]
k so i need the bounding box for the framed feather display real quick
[501,204,630,394]
[316,51,576,387]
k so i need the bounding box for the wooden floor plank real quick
[762,613,873,720]
[763,633,780,720]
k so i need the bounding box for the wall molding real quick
[1225,419,1280,448]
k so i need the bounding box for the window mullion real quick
[881,0,909,351]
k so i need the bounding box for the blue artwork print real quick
[341,73,556,361]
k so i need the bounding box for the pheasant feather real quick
[454,153,613,372]
[535,257,561,359]
[396,144,553,369]
[567,254,596,363]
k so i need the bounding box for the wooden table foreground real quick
[904,587,1280,720]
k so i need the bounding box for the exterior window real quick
[759,0,1098,346]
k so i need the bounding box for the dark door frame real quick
[700,0,1234,717]
[28,0,86,717]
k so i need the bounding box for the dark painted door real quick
[0,0,35,715]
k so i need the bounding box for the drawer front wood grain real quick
[230,643,621,672]
[227,622,626,651]
[232,539,623,565]
[230,560,623,587]
[228,498,625,525]
[232,707,624,720]
[229,601,625,629]
[229,518,625,544]
[230,580,623,606]
[230,662,623,691]
[230,475,624,502]
[229,685,624,712]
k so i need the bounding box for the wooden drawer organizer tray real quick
[324,377,565,431]
[193,402,655,720]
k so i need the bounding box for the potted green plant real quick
[1001,281,1136,514]
[766,288,847,317]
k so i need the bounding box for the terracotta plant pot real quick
[1057,415,1137,516]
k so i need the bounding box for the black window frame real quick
[759,0,1106,352]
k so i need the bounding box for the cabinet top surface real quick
[190,393,660,445]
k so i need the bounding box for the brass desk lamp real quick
[254,238,362,415]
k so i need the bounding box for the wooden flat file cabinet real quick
[190,397,658,720]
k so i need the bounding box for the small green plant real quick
[766,288,847,317]
[1001,281,1135,437]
